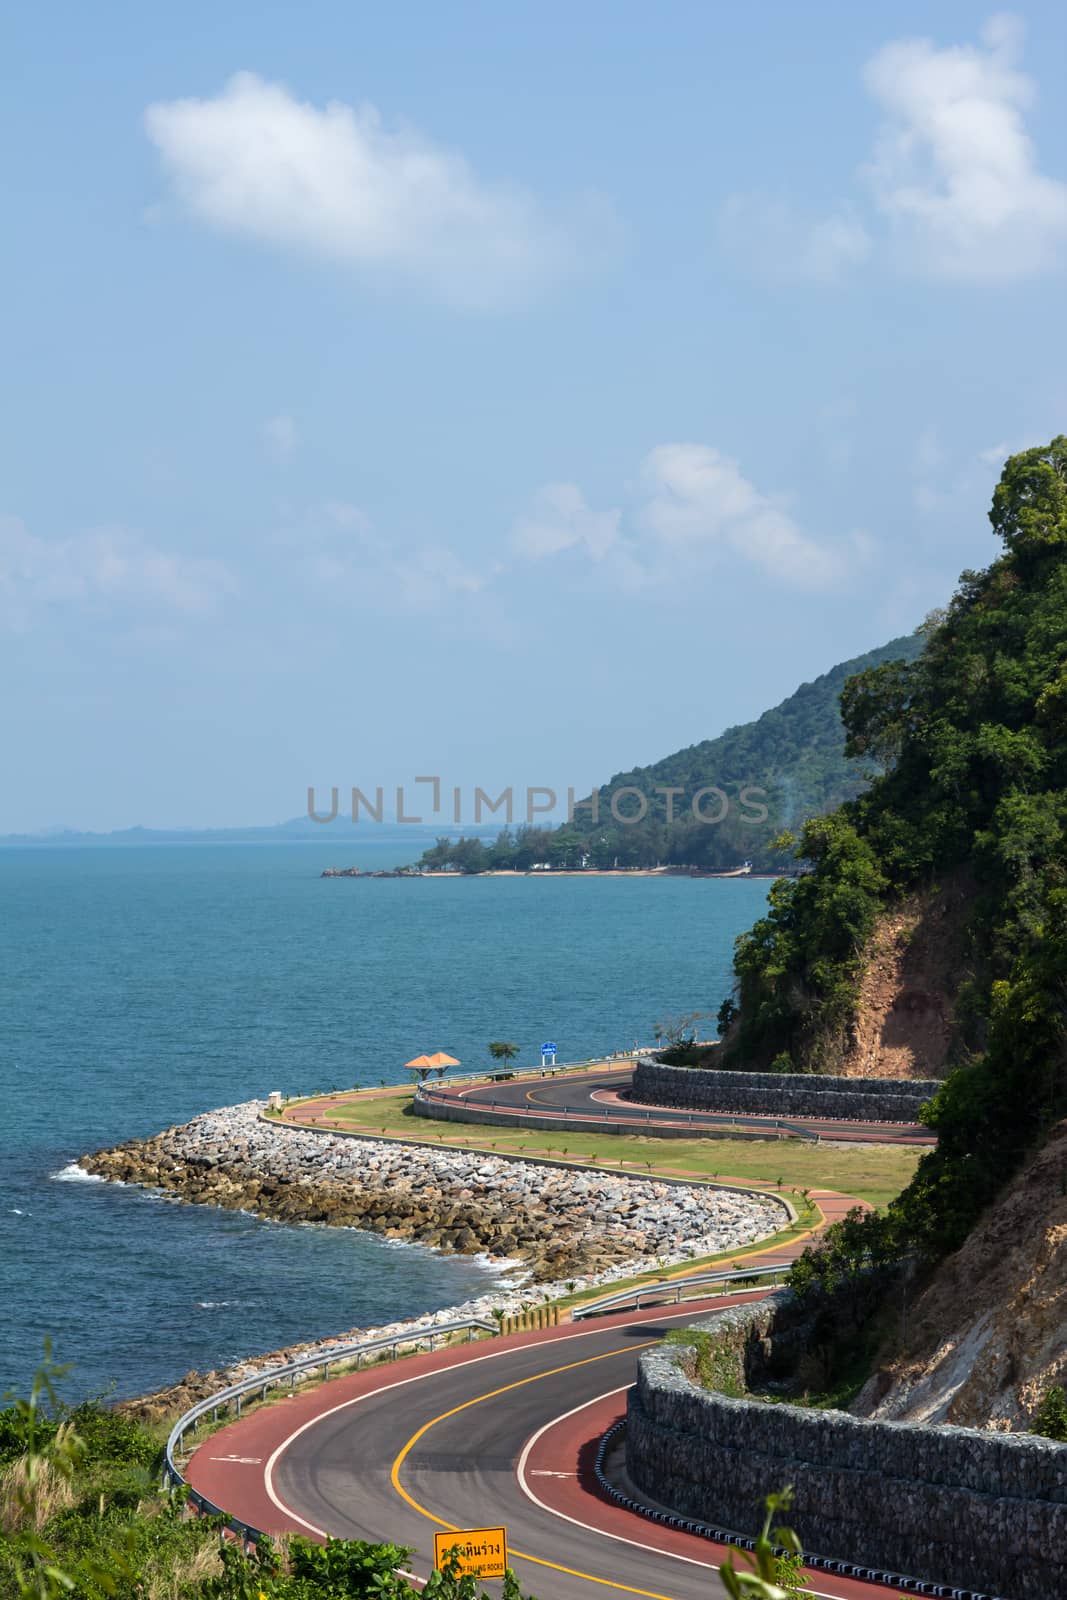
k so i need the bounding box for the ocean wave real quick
[50,1163,109,1184]
[195,1300,259,1310]
[470,1250,522,1276]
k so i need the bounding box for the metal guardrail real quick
[572,1262,789,1318]
[163,1271,793,1548]
[164,1316,497,1544]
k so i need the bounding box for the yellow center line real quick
[389,1342,691,1598]
[524,1087,557,1106]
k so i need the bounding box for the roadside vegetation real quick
[721,439,1067,1282]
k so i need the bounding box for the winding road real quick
[414,1064,933,1146]
[190,1298,893,1600]
[188,1189,908,1599]
[209,1075,940,1593]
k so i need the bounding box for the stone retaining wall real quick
[631,1057,939,1123]
[625,1293,1067,1599]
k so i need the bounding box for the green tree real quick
[488,1041,519,1068]
[989,435,1067,570]
[547,829,585,868]
[1031,1385,1067,1442]
[451,837,489,875]
[840,658,922,774]
[748,437,1067,1279]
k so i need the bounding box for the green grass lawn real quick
[291,1088,922,1209]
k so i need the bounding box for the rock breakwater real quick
[81,1101,786,1284]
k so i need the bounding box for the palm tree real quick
[488,1041,520,1069]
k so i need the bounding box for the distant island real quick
[320,861,770,879]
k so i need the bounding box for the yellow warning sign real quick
[433,1526,508,1580]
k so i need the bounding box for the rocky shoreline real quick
[80,1100,787,1416]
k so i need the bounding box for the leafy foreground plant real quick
[717,1489,811,1598]
[198,1536,537,1598]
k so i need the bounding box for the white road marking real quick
[514,1387,839,1600]
[260,1309,734,1538]
[210,1455,262,1464]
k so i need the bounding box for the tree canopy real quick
[730,438,1067,1267]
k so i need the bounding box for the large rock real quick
[81,1100,787,1284]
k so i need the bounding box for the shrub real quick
[1031,1384,1067,1442]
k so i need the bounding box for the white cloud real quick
[512,447,867,593]
[322,499,373,534]
[863,13,1067,279]
[262,412,298,461]
[294,504,492,616]
[512,483,621,561]
[0,516,235,632]
[717,195,871,284]
[145,72,603,308]
[321,542,491,614]
[640,444,858,588]
[717,14,1065,286]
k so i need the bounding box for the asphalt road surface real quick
[426,1066,933,1145]
[191,1297,902,1600]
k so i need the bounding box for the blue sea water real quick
[0,840,768,1402]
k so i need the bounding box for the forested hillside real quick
[731,437,1067,1270]
[562,632,924,869]
[419,632,922,873]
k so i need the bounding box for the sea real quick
[0,837,769,1404]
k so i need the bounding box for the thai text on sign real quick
[433,1526,508,1580]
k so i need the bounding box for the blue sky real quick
[2,2,1066,831]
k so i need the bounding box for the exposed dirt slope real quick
[840,871,973,1080]
[852,1121,1067,1430]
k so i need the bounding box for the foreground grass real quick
[298,1088,922,1209]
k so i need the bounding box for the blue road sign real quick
[541,1042,558,1055]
